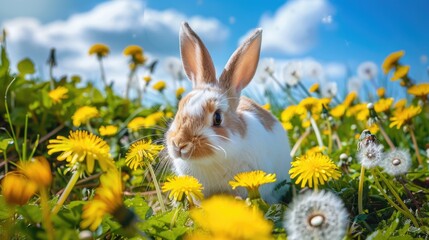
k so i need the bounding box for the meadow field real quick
[0,30,429,239]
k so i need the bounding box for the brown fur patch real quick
[238,96,276,131]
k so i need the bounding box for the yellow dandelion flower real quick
[374,98,394,113]
[306,146,327,155]
[377,87,386,98]
[81,169,127,231]
[289,152,341,190]
[346,103,367,117]
[88,43,110,57]
[2,172,37,206]
[309,83,319,93]
[389,105,421,129]
[99,125,118,136]
[282,122,293,130]
[165,111,174,119]
[162,175,204,204]
[20,156,52,188]
[262,103,270,111]
[47,130,115,173]
[367,123,379,134]
[127,117,146,132]
[48,86,68,104]
[391,65,410,81]
[72,106,99,127]
[407,83,429,97]
[299,97,321,113]
[229,170,276,199]
[330,104,346,118]
[143,75,152,83]
[357,108,370,122]
[124,139,164,170]
[281,105,297,122]
[153,80,166,92]
[343,91,357,107]
[148,111,165,122]
[382,50,404,74]
[394,99,407,111]
[134,52,147,65]
[123,45,143,56]
[188,195,273,240]
[176,87,186,99]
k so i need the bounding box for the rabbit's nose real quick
[171,140,192,159]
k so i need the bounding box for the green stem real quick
[4,78,22,160]
[375,168,419,226]
[371,169,419,227]
[98,57,107,89]
[169,203,182,229]
[3,151,8,174]
[298,81,312,97]
[358,165,365,215]
[268,73,298,104]
[326,120,332,154]
[376,122,395,150]
[408,126,423,166]
[309,115,324,148]
[40,187,55,240]
[23,113,29,161]
[52,167,82,214]
[147,163,166,212]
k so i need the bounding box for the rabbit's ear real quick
[180,22,216,87]
[220,28,262,94]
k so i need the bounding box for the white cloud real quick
[249,0,332,55]
[1,0,228,93]
[324,62,347,80]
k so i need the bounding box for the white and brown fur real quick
[165,22,291,203]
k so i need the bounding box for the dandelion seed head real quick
[284,190,348,240]
[357,142,384,169]
[381,149,411,176]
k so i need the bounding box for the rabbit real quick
[165,22,291,203]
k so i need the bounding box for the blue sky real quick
[0,0,428,100]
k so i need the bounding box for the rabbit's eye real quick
[213,110,222,126]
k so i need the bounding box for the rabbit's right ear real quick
[180,22,216,87]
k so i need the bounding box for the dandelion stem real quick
[376,122,395,150]
[169,202,182,229]
[268,73,297,104]
[371,169,419,227]
[40,187,55,240]
[375,168,420,226]
[4,78,22,160]
[23,113,29,161]
[309,115,324,148]
[297,81,312,97]
[358,165,365,215]
[408,127,423,166]
[98,57,107,89]
[290,128,311,157]
[326,120,333,154]
[147,163,166,212]
[52,167,82,214]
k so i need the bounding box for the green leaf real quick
[17,204,43,223]
[17,58,35,76]
[124,196,152,220]
[0,138,13,152]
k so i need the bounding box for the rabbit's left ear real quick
[219,28,262,94]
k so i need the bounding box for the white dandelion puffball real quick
[254,58,276,84]
[357,142,384,169]
[284,190,349,240]
[282,61,303,87]
[357,61,378,80]
[321,81,338,98]
[164,57,185,81]
[381,149,411,176]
